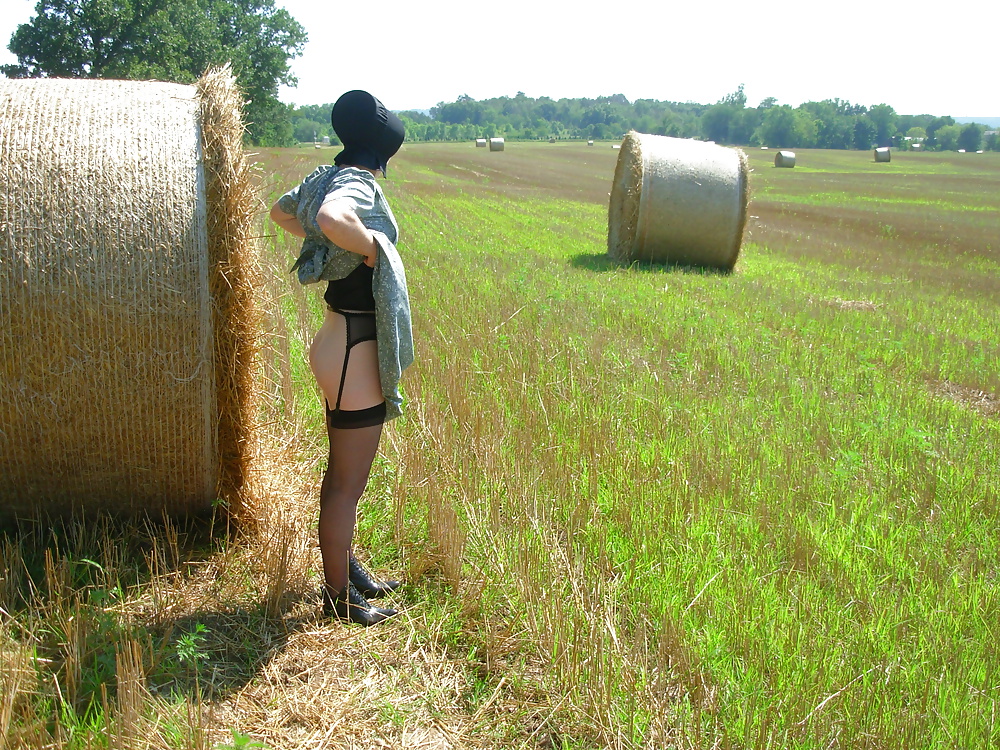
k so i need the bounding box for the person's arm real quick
[270,202,307,238]
[315,198,378,267]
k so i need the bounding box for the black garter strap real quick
[324,306,385,429]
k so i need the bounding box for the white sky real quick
[2,0,997,117]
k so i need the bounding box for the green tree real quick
[3,0,306,146]
[925,115,955,148]
[957,123,983,152]
[432,94,484,126]
[867,103,898,146]
[729,107,761,145]
[897,113,933,134]
[292,117,327,144]
[755,105,798,147]
[853,117,877,149]
[794,109,818,147]
[701,103,736,142]
[934,124,962,151]
[721,84,747,108]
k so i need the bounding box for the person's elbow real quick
[270,202,291,225]
[315,201,354,240]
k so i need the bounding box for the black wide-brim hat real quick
[331,90,405,175]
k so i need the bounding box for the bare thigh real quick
[309,308,383,411]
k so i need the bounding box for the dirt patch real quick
[823,297,882,312]
[400,141,620,205]
[932,380,1000,418]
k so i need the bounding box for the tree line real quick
[3,0,305,146]
[5,5,995,152]
[294,86,997,153]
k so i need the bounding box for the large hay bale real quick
[774,150,796,168]
[475,138,487,148]
[489,137,505,152]
[0,68,262,520]
[874,147,891,162]
[608,131,750,270]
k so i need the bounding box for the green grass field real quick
[2,141,998,749]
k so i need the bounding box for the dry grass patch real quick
[1,420,579,749]
[823,297,882,311]
[932,379,1000,418]
[207,609,560,749]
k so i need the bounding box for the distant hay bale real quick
[774,150,796,168]
[489,137,505,152]
[0,68,262,520]
[588,140,594,146]
[608,131,750,270]
[475,138,487,148]
[874,147,891,162]
[548,137,556,143]
[761,146,769,150]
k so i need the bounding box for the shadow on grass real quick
[0,509,314,710]
[148,603,316,701]
[0,510,219,611]
[569,252,734,276]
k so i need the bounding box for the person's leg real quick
[309,308,394,624]
[318,420,383,597]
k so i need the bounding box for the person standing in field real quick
[269,90,413,626]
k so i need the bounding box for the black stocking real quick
[318,421,383,597]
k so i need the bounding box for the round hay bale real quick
[608,131,750,270]
[588,140,594,146]
[0,68,262,520]
[874,147,891,162]
[489,137,505,152]
[475,138,487,148]
[774,150,796,168]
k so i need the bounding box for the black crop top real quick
[323,261,375,311]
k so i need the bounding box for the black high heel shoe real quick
[349,552,401,599]
[323,582,397,627]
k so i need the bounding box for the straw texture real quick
[774,150,796,168]
[0,68,261,520]
[874,147,891,162]
[608,131,750,270]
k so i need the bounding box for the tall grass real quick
[2,144,997,748]
[382,145,999,747]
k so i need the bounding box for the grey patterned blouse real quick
[278,165,414,421]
